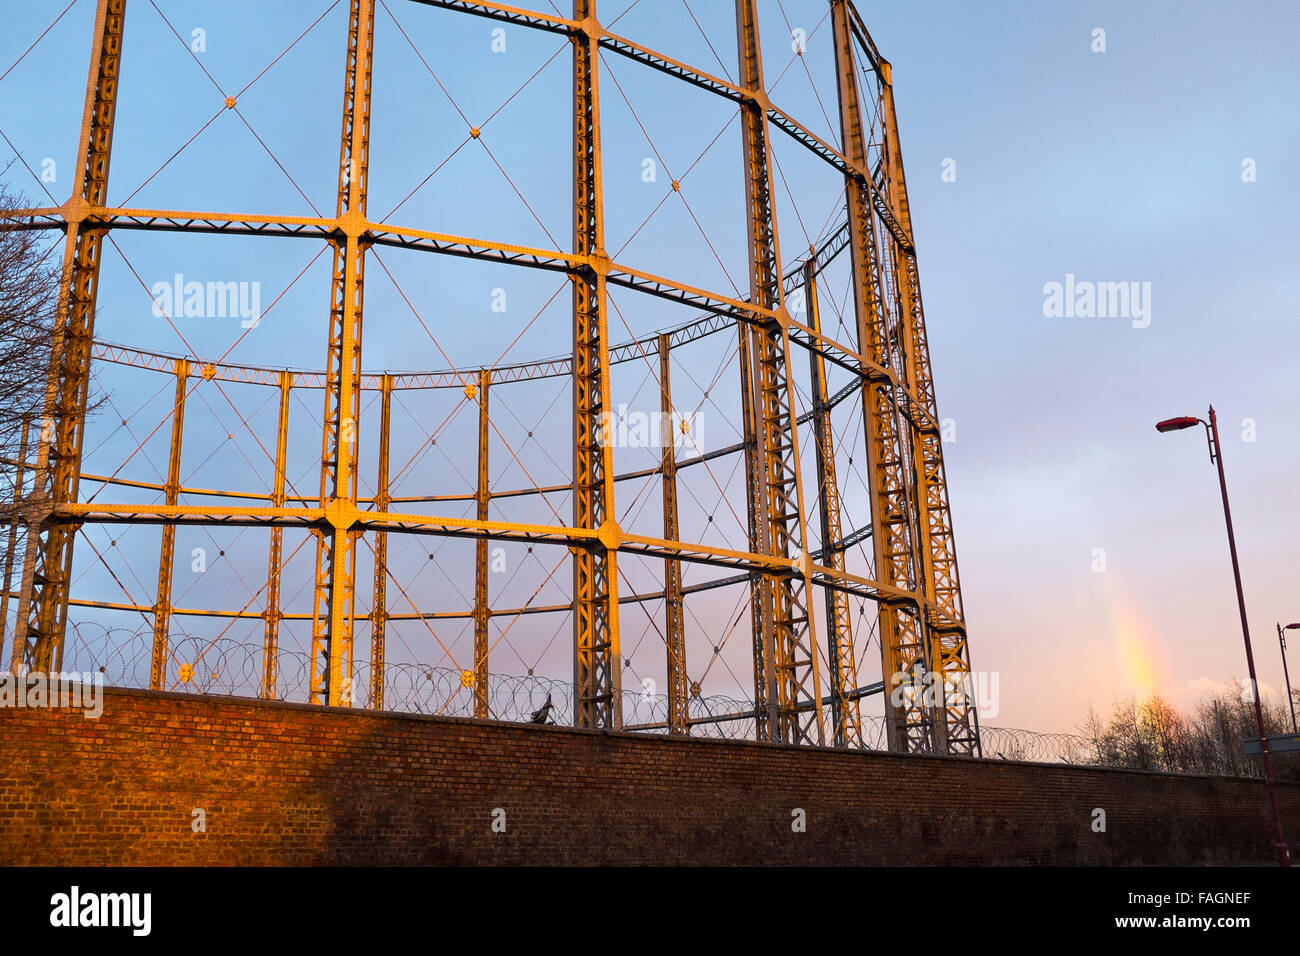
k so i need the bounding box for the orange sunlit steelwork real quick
[2,0,980,755]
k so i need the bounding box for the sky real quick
[1,0,1298,735]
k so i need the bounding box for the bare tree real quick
[1080,688,1299,781]
[1139,694,1192,772]
[0,175,61,623]
[0,179,58,452]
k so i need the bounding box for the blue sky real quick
[2,0,1298,733]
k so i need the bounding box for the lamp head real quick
[1156,416,1200,433]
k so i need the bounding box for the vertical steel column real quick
[803,263,860,747]
[737,302,773,740]
[472,368,491,718]
[658,334,688,734]
[2,415,31,671]
[14,0,126,675]
[310,0,374,707]
[150,357,188,689]
[735,0,823,746]
[879,62,978,754]
[829,0,932,752]
[571,0,621,729]
[370,372,392,710]
[262,369,290,699]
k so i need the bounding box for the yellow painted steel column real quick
[571,0,622,729]
[2,415,31,672]
[150,357,188,689]
[803,263,860,747]
[880,63,977,754]
[658,335,687,734]
[14,0,126,676]
[370,372,392,710]
[734,0,823,746]
[311,0,374,707]
[737,295,773,740]
[262,369,291,699]
[829,0,930,752]
[472,368,491,718]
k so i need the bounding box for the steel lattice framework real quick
[1,0,980,754]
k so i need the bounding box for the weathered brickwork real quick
[0,688,1295,865]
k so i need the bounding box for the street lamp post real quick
[1278,623,1299,733]
[1156,405,1291,868]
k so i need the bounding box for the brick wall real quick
[1,687,1295,865]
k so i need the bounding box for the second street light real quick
[1278,623,1299,733]
[1155,406,1291,868]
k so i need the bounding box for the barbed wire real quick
[45,622,1105,766]
[979,726,1093,764]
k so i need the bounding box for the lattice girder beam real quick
[408,0,891,195]
[310,0,375,707]
[0,206,946,414]
[52,498,930,603]
[13,0,126,676]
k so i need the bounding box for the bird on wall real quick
[530,693,554,725]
